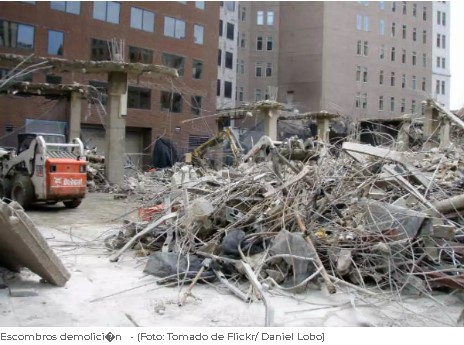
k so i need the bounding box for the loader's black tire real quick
[63,199,82,209]
[11,175,34,209]
[0,178,13,201]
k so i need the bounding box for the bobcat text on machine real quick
[0,133,88,209]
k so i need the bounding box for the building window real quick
[195,1,205,10]
[225,1,235,12]
[225,51,233,69]
[437,56,441,68]
[0,20,35,49]
[402,49,406,63]
[224,81,232,98]
[380,1,385,10]
[164,17,186,39]
[362,93,367,109]
[390,97,395,112]
[391,72,395,86]
[423,30,427,44]
[379,70,384,85]
[47,30,63,56]
[241,6,246,21]
[402,25,406,39]
[423,53,427,67]
[217,79,221,96]
[267,37,273,51]
[240,33,245,48]
[129,46,153,64]
[192,60,203,79]
[363,67,368,82]
[160,92,182,112]
[392,1,396,12]
[442,35,446,49]
[90,38,111,60]
[380,20,384,35]
[401,74,406,88]
[442,12,446,26]
[412,52,416,66]
[255,62,262,77]
[356,92,361,108]
[267,11,274,25]
[191,96,201,115]
[51,1,80,14]
[379,96,384,110]
[423,6,427,21]
[162,53,185,76]
[363,16,369,31]
[391,22,396,37]
[194,24,204,44]
[412,75,416,90]
[422,78,426,91]
[240,60,245,74]
[412,28,417,42]
[363,41,368,56]
[401,99,405,113]
[128,86,151,110]
[357,40,362,55]
[255,88,262,101]
[257,10,264,25]
[46,75,62,84]
[130,7,154,32]
[218,49,222,66]
[436,80,441,94]
[219,20,223,36]
[266,62,272,77]
[437,34,441,48]
[356,66,361,81]
[442,57,446,69]
[412,100,416,113]
[380,45,385,59]
[441,81,446,95]
[391,47,396,61]
[93,1,120,24]
[257,36,263,50]
[413,3,417,17]
[226,22,234,40]
[402,1,406,15]
[238,87,244,101]
[357,14,362,30]
[437,11,441,25]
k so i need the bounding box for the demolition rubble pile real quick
[107,138,464,302]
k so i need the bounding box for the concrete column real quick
[397,117,411,151]
[69,91,81,140]
[105,72,128,185]
[439,118,451,149]
[263,108,279,141]
[316,118,330,142]
[423,105,439,148]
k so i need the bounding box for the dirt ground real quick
[1,193,463,327]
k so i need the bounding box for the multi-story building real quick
[431,1,451,108]
[0,1,219,164]
[237,1,450,120]
[217,1,238,110]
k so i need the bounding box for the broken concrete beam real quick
[431,194,464,216]
[0,201,70,287]
[432,225,456,240]
[9,287,39,297]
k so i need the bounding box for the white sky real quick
[451,0,464,110]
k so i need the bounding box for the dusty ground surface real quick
[1,193,463,327]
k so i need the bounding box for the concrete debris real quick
[0,201,71,287]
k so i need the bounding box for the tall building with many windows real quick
[0,1,219,162]
[237,1,450,119]
[217,1,238,109]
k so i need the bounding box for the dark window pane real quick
[224,81,232,98]
[48,30,64,55]
[191,96,201,115]
[225,52,233,69]
[129,46,153,63]
[227,23,234,40]
[128,86,151,109]
[90,38,111,61]
[160,91,182,112]
[192,60,203,79]
[217,79,221,96]
[46,75,62,84]
[218,49,222,66]
[219,20,223,36]
[162,53,184,76]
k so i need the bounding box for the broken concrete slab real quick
[9,287,39,298]
[0,201,70,287]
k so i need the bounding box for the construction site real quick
[0,1,463,328]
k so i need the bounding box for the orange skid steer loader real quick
[0,133,88,209]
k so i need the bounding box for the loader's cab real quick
[17,133,66,154]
